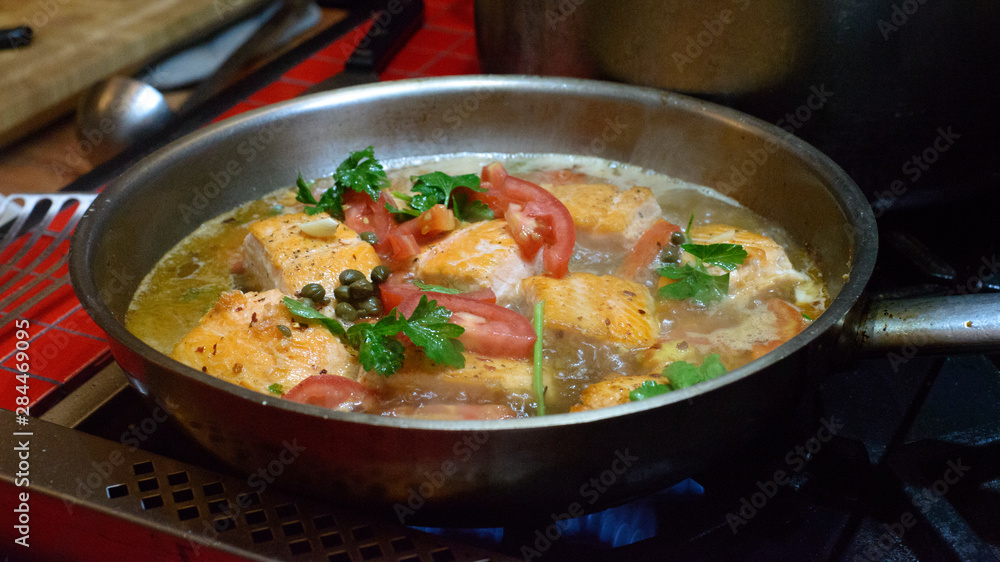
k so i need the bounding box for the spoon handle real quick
[176,0,314,116]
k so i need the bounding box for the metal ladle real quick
[75,0,312,164]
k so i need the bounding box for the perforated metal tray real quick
[1,365,513,561]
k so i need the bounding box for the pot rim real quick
[69,74,878,431]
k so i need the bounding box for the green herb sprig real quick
[657,217,747,306]
[389,171,493,223]
[532,300,546,416]
[411,281,464,294]
[295,146,389,220]
[283,295,465,376]
[628,354,728,401]
[348,295,466,376]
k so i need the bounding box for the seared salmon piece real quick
[521,272,659,347]
[359,352,553,416]
[241,212,381,296]
[171,289,357,395]
[570,373,668,412]
[411,219,543,303]
[688,224,811,300]
[543,183,662,248]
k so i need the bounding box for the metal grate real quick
[0,403,513,561]
[0,193,97,328]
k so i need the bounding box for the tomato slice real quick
[751,299,808,359]
[397,291,536,359]
[505,203,545,260]
[284,375,379,412]
[471,163,576,278]
[343,190,396,250]
[343,190,427,262]
[379,283,497,312]
[394,204,457,242]
[617,219,681,280]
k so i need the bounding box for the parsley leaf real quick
[282,296,346,337]
[345,295,465,376]
[664,354,728,390]
[401,296,466,369]
[657,218,746,306]
[334,146,389,201]
[391,172,490,223]
[268,383,284,395]
[296,173,345,219]
[348,318,407,376]
[628,380,671,401]
[412,172,483,209]
[658,263,730,306]
[452,191,494,222]
[628,354,728,400]
[411,281,463,294]
[681,243,748,272]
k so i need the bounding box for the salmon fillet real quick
[521,272,659,347]
[359,352,553,415]
[241,212,381,296]
[543,183,662,247]
[411,219,543,303]
[170,289,357,395]
[688,224,811,300]
[570,373,668,412]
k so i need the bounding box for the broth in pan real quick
[127,150,827,418]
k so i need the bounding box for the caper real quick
[356,296,383,317]
[660,245,681,264]
[670,231,686,245]
[370,265,391,284]
[335,302,358,321]
[300,282,326,302]
[339,269,366,286]
[277,325,292,337]
[333,285,352,302]
[359,231,379,245]
[348,279,375,300]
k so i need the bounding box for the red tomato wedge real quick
[751,300,808,359]
[394,204,457,242]
[343,190,399,255]
[344,194,458,264]
[469,162,576,278]
[284,375,379,412]
[617,219,682,280]
[396,291,536,359]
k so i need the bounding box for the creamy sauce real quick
[127,153,828,415]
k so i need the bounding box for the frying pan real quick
[69,76,1000,526]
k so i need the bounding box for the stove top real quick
[6,347,998,560]
[3,0,1000,558]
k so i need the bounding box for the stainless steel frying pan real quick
[69,76,1000,526]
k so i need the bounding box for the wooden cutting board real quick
[0,0,269,147]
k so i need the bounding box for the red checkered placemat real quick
[0,0,477,413]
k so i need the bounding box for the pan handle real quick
[842,293,1000,357]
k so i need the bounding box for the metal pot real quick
[475,0,822,96]
[69,76,1000,526]
[474,1,1000,210]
